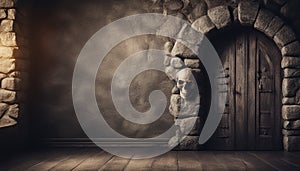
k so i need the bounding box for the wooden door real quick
[206,28,282,150]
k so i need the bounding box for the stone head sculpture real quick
[176,68,197,100]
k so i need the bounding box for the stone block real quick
[0,58,15,73]
[208,6,231,29]
[165,66,180,80]
[265,16,284,38]
[184,59,200,68]
[282,41,300,56]
[192,15,215,34]
[0,9,6,19]
[282,78,299,97]
[164,41,174,54]
[164,0,183,11]
[284,136,300,151]
[254,9,274,32]
[164,55,172,66]
[0,102,8,118]
[171,41,197,58]
[178,136,201,150]
[1,77,21,90]
[0,19,14,32]
[7,9,16,20]
[238,1,259,25]
[0,46,18,57]
[187,1,207,22]
[0,89,16,103]
[282,129,300,136]
[284,120,300,130]
[284,68,300,78]
[282,105,300,120]
[0,32,17,47]
[5,104,18,118]
[282,97,295,105]
[175,117,201,135]
[281,57,300,69]
[0,114,17,128]
[274,25,297,47]
[170,57,184,69]
[0,0,15,8]
[169,94,181,117]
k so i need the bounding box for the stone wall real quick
[159,0,300,151]
[0,0,28,129]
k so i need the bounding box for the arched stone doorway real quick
[162,0,300,151]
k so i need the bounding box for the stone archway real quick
[162,0,300,151]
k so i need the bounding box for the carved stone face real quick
[176,68,196,100]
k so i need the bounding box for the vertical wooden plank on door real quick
[235,32,247,150]
[248,31,257,150]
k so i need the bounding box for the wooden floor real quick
[1,148,300,171]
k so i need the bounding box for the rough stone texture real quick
[169,94,181,117]
[254,9,274,32]
[0,114,17,128]
[0,9,6,19]
[187,1,207,22]
[5,104,18,118]
[0,32,16,47]
[204,0,232,9]
[156,17,183,38]
[184,59,200,68]
[170,57,184,68]
[282,78,299,97]
[208,6,231,29]
[0,58,15,73]
[282,105,300,120]
[281,57,300,69]
[282,41,300,56]
[191,15,215,34]
[284,136,300,151]
[282,97,296,105]
[7,9,16,20]
[164,0,184,11]
[164,41,174,54]
[0,102,8,118]
[172,85,180,94]
[0,46,17,57]
[283,129,300,136]
[238,1,259,25]
[233,8,238,22]
[284,68,300,78]
[284,120,300,130]
[0,89,16,103]
[177,136,201,150]
[0,19,13,32]
[164,55,172,66]
[175,117,201,135]
[1,77,21,90]
[0,0,15,8]
[274,25,297,47]
[265,16,284,38]
[0,73,6,80]
[171,41,197,58]
[165,66,181,80]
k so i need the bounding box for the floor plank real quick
[177,151,203,171]
[249,151,300,171]
[73,151,113,171]
[194,151,227,171]
[213,151,247,171]
[151,151,178,171]
[236,152,277,171]
[98,156,130,171]
[124,157,155,171]
[4,150,58,171]
[26,148,88,171]
[48,148,93,171]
